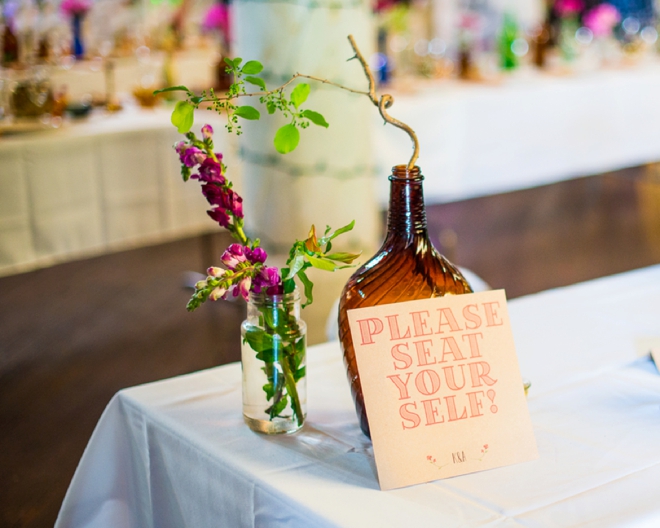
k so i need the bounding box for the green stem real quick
[281,343,304,426]
[233,223,249,246]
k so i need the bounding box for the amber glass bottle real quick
[338,165,473,438]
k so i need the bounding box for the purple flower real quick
[221,244,247,269]
[180,147,207,168]
[223,189,243,219]
[201,183,225,207]
[174,141,187,154]
[201,124,214,139]
[253,266,281,293]
[196,158,225,184]
[208,187,243,219]
[245,246,267,264]
[207,208,230,228]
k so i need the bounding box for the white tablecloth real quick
[56,265,660,527]
[0,107,228,277]
[374,64,660,203]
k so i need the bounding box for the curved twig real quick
[347,35,420,170]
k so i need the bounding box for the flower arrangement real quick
[174,123,360,311]
[159,35,419,430]
[174,120,360,428]
[583,3,621,38]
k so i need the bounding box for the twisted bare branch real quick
[347,35,420,170]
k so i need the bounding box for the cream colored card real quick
[347,290,538,490]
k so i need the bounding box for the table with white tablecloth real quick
[56,265,660,527]
[0,107,230,277]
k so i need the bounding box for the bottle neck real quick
[386,165,428,240]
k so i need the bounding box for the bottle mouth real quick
[389,165,424,181]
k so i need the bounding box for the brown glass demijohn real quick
[338,164,472,438]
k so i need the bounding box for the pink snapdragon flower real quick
[209,286,227,301]
[179,146,207,168]
[245,247,267,264]
[201,124,214,139]
[238,276,252,299]
[207,267,226,277]
[583,3,621,37]
[207,208,231,228]
[195,158,224,184]
[252,266,281,293]
[221,243,247,269]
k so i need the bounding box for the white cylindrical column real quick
[233,0,379,258]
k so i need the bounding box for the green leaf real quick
[290,83,310,109]
[256,348,276,363]
[190,96,205,105]
[270,393,288,417]
[302,109,329,128]
[153,85,189,95]
[244,76,266,91]
[224,57,234,68]
[319,220,356,245]
[241,60,264,74]
[325,252,361,264]
[180,165,191,182]
[232,57,243,68]
[282,278,296,294]
[306,255,337,271]
[294,366,306,382]
[293,338,306,369]
[297,269,314,308]
[284,254,305,280]
[273,124,300,154]
[263,382,276,400]
[266,100,277,114]
[171,101,195,134]
[234,105,260,120]
[244,327,275,353]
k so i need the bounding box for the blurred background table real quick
[373,63,660,203]
[0,107,227,277]
[4,62,660,276]
[56,265,660,527]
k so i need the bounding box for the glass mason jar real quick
[241,289,307,434]
[338,165,473,438]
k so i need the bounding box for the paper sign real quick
[347,290,538,490]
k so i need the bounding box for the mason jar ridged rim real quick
[248,288,300,307]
